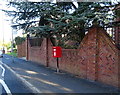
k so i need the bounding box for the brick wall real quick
[59,49,80,75]
[28,38,47,66]
[47,39,56,68]
[17,41,26,57]
[18,26,120,88]
[77,27,120,87]
[97,28,119,87]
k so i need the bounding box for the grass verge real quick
[6,52,17,57]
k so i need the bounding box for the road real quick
[0,58,34,95]
[0,54,120,94]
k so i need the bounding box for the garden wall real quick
[28,38,47,66]
[17,41,26,57]
[18,26,120,88]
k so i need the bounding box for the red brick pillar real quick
[114,5,120,48]
[114,18,120,48]
[46,38,49,67]
[86,26,99,81]
[26,34,30,60]
[118,50,120,88]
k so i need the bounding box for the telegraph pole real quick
[2,27,5,54]
[11,28,14,53]
[11,24,15,63]
[1,3,5,54]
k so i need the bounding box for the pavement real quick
[1,54,120,94]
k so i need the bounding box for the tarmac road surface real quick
[0,58,34,94]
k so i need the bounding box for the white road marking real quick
[0,60,12,95]
[0,79,12,94]
[0,60,42,93]
[0,65,5,77]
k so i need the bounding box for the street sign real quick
[52,46,62,58]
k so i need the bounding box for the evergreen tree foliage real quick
[15,36,25,45]
[5,2,119,48]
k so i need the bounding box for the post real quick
[11,28,14,63]
[56,58,59,73]
[52,46,62,73]
[26,34,30,60]
[11,28,14,53]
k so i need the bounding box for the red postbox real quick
[52,46,62,58]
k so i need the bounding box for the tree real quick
[15,36,25,45]
[4,2,118,48]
